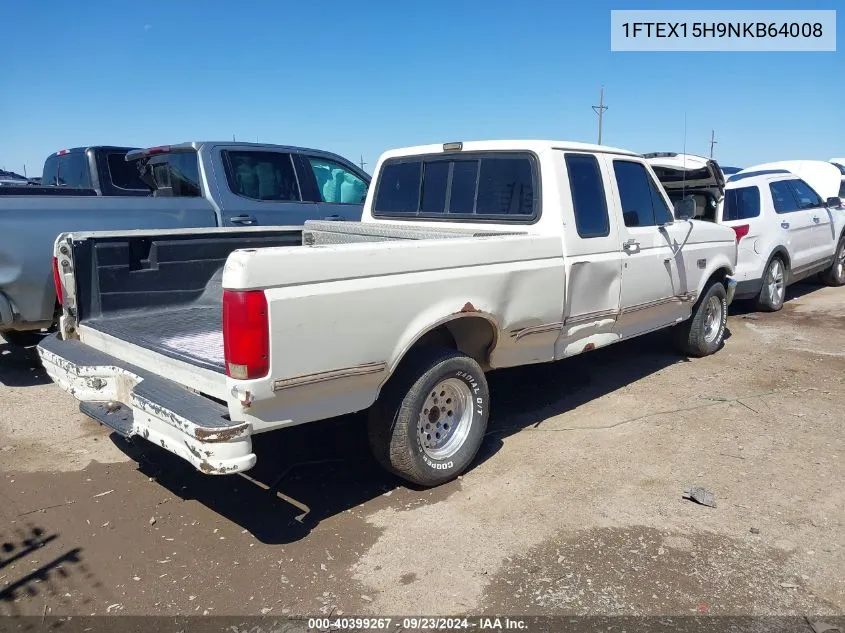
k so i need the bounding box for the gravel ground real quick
[1,283,843,620]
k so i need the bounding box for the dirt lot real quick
[1,283,843,619]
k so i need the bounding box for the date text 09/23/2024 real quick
[305,617,528,630]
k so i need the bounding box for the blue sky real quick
[1,0,842,176]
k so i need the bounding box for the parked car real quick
[645,154,845,311]
[0,141,370,346]
[39,139,737,487]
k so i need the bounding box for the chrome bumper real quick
[37,333,255,475]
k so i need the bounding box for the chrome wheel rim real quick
[836,242,845,281]
[418,378,474,460]
[766,260,785,306]
[703,295,723,343]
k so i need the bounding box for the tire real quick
[368,347,489,487]
[756,256,787,312]
[821,235,845,287]
[674,281,727,358]
[1,330,44,347]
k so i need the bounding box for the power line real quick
[591,86,608,145]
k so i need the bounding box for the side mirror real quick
[674,196,697,220]
[826,196,842,209]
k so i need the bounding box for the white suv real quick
[646,153,845,311]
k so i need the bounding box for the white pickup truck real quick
[38,140,738,487]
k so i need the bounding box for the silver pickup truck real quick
[0,141,369,345]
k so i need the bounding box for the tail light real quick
[52,257,63,305]
[223,289,269,380]
[731,224,750,243]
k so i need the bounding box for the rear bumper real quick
[37,333,255,475]
[733,278,762,301]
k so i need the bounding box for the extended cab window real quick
[613,160,673,227]
[56,152,91,188]
[223,151,301,201]
[787,179,822,209]
[373,153,536,221]
[722,186,761,221]
[769,180,800,213]
[565,153,609,238]
[306,157,368,204]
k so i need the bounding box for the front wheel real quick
[675,281,728,358]
[821,235,845,287]
[368,348,489,487]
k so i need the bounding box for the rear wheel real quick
[368,347,489,487]
[821,235,845,287]
[1,330,44,347]
[674,281,727,357]
[756,256,787,312]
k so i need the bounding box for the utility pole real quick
[232,133,236,142]
[23,164,27,178]
[709,129,717,158]
[592,86,608,145]
[359,155,367,171]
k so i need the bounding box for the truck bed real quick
[62,221,525,396]
[86,304,224,372]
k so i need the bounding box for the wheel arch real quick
[387,312,499,379]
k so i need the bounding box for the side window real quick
[306,157,368,204]
[613,160,656,227]
[57,153,91,188]
[222,151,301,201]
[722,186,761,221]
[646,172,673,225]
[565,153,609,238]
[769,181,800,214]
[787,179,823,209]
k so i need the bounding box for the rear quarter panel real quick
[221,234,565,431]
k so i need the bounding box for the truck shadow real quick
[0,341,51,388]
[0,525,99,616]
[115,328,704,544]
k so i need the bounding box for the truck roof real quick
[379,140,641,160]
[125,141,364,163]
[48,145,139,157]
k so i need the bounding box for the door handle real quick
[324,214,342,221]
[230,215,257,225]
[813,216,820,223]
[622,239,640,253]
[780,222,790,229]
